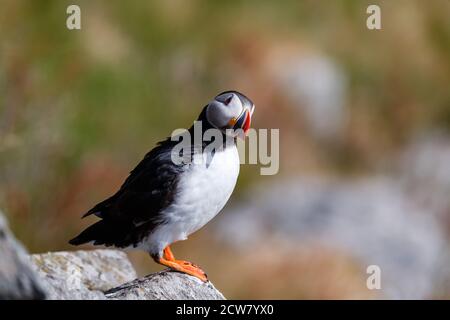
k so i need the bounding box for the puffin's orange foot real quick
[176,260,207,281]
[157,258,208,282]
[178,260,201,269]
[156,246,208,282]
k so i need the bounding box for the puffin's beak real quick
[231,105,254,139]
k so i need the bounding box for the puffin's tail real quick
[69,220,112,246]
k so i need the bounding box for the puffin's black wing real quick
[69,138,186,248]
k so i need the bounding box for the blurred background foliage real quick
[1,0,450,299]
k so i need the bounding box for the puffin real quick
[69,91,255,282]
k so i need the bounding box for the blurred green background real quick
[1,0,450,299]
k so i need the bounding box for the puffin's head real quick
[205,90,255,138]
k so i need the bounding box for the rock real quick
[105,270,225,300]
[30,249,225,300]
[0,211,47,299]
[30,249,137,300]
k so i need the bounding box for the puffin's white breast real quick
[142,144,240,254]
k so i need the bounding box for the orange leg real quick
[163,246,176,261]
[156,245,208,282]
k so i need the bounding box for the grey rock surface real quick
[0,211,46,299]
[30,249,225,300]
[30,249,137,300]
[105,270,225,300]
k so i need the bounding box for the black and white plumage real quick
[69,91,255,281]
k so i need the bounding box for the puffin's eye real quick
[224,95,233,106]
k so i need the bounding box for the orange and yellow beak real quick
[229,105,254,138]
